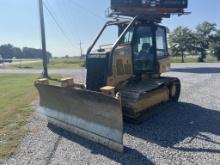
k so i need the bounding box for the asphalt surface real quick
[0,60,40,67]
[0,68,86,83]
[3,63,220,165]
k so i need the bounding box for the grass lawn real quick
[0,75,39,163]
[0,74,61,163]
[11,58,85,69]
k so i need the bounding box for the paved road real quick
[0,68,86,83]
[0,59,41,67]
[4,63,220,165]
[0,63,219,75]
[0,63,219,83]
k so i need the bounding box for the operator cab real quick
[86,18,169,91]
[120,22,168,75]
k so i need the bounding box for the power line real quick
[68,0,105,21]
[79,40,83,56]
[43,1,78,49]
[46,0,81,41]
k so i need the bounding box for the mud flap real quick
[35,84,123,152]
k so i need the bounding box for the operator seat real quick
[138,43,152,60]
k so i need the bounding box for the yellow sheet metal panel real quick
[134,87,170,113]
[107,44,133,87]
[159,57,171,73]
[35,78,48,85]
[100,86,115,96]
[61,77,74,87]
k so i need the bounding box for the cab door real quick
[132,25,156,75]
[156,26,170,73]
[107,28,134,87]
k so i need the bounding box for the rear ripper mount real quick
[35,0,188,153]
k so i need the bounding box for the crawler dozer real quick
[35,0,188,152]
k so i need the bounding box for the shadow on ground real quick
[171,67,220,74]
[17,66,33,69]
[47,102,220,164]
[48,124,154,165]
[126,102,220,154]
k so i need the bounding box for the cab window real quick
[133,26,154,72]
[156,27,168,58]
[122,28,134,44]
[134,27,153,57]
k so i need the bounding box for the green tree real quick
[0,44,53,60]
[169,26,194,63]
[12,47,24,59]
[0,44,14,59]
[209,30,220,61]
[195,21,216,62]
[22,47,52,59]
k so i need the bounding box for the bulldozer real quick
[35,0,188,153]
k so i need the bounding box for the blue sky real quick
[0,0,220,57]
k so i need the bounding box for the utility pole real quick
[38,0,48,78]
[79,40,83,58]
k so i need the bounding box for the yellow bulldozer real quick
[35,0,188,152]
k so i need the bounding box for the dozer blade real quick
[35,84,123,152]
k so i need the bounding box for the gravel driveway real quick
[4,63,220,165]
